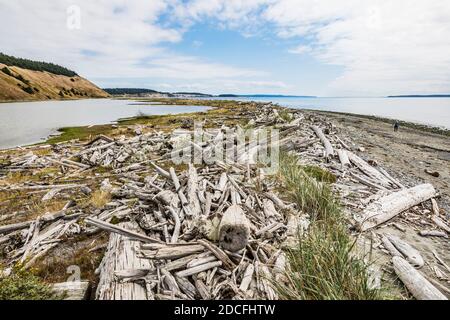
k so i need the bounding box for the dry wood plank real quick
[198,239,236,270]
[176,261,222,278]
[141,244,205,260]
[392,256,447,300]
[358,184,436,231]
[386,234,424,268]
[311,125,334,159]
[96,222,152,300]
[85,217,164,244]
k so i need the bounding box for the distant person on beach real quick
[394,121,399,132]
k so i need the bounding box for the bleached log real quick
[4,183,86,192]
[186,164,201,217]
[380,235,402,257]
[85,217,164,244]
[358,184,436,231]
[141,244,205,260]
[239,264,255,292]
[263,199,281,221]
[337,149,350,167]
[42,188,61,201]
[386,234,424,268]
[169,167,191,216]
[347,151,392,187]
[378,167,405,189]
[176,261,222,278]
[392,256,447,300]
[75,141,116,157]
[311,125,334,159]
[219,205,250,252]
[0,209,75,235]
[431,215,450,234]
[96,222,152,300]
[419,230,448,238]
[149,161,170,179]
[167,206,181,244]
[431,198,440,216]
[198,239,236,270]
[264,192,290,210]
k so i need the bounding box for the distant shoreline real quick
[387,95,450,98]
[306,109,450,137]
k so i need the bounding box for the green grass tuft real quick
[275,152,384,300]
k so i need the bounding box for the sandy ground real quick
[312,110,450,298]
[316,111,450,210]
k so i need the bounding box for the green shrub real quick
[0,266,58,300]
[1,66,12,76]
[21,86,34,94]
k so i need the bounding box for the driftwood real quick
[392,256,447,300]
[386,234,424,268]
[218,205,250,252]
[311,125,334,159]
[96,222,152,300]
[1,100,448,301]
[347,151,392,188]
[85,217,164,244]
[337,149,350,167]
[358,184,436,231]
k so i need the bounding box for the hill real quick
[0,54,109,102]
[103,88,159,95]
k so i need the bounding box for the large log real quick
[358,184,436,231]
[392,256,447,300]
[96,222,152,300]
[337,149,350,167]
[347,151,392,187]
[219,205,250,252]
[311,125,334,159]
[386,234,424,268]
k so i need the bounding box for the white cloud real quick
[263,0,450,95]
[288,45,311,55]
[174,0,450,95]
[0,0,265,88]
[1,0,449,95]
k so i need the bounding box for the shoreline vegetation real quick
[0,98,449,300]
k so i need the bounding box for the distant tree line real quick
[0,52,78,77]
[103,88,160,95]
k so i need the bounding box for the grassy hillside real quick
[0,64,109,102]
[0,53,109,102]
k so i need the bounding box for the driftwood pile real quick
[0,102,449,300]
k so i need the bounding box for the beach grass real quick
[275,152,383,300]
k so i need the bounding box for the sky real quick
[1,0,450,96]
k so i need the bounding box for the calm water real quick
[212,97,450,129]
[0,99,209,149]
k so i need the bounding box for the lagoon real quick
[0,99,209,149]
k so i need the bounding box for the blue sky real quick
[1,1,450,96]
